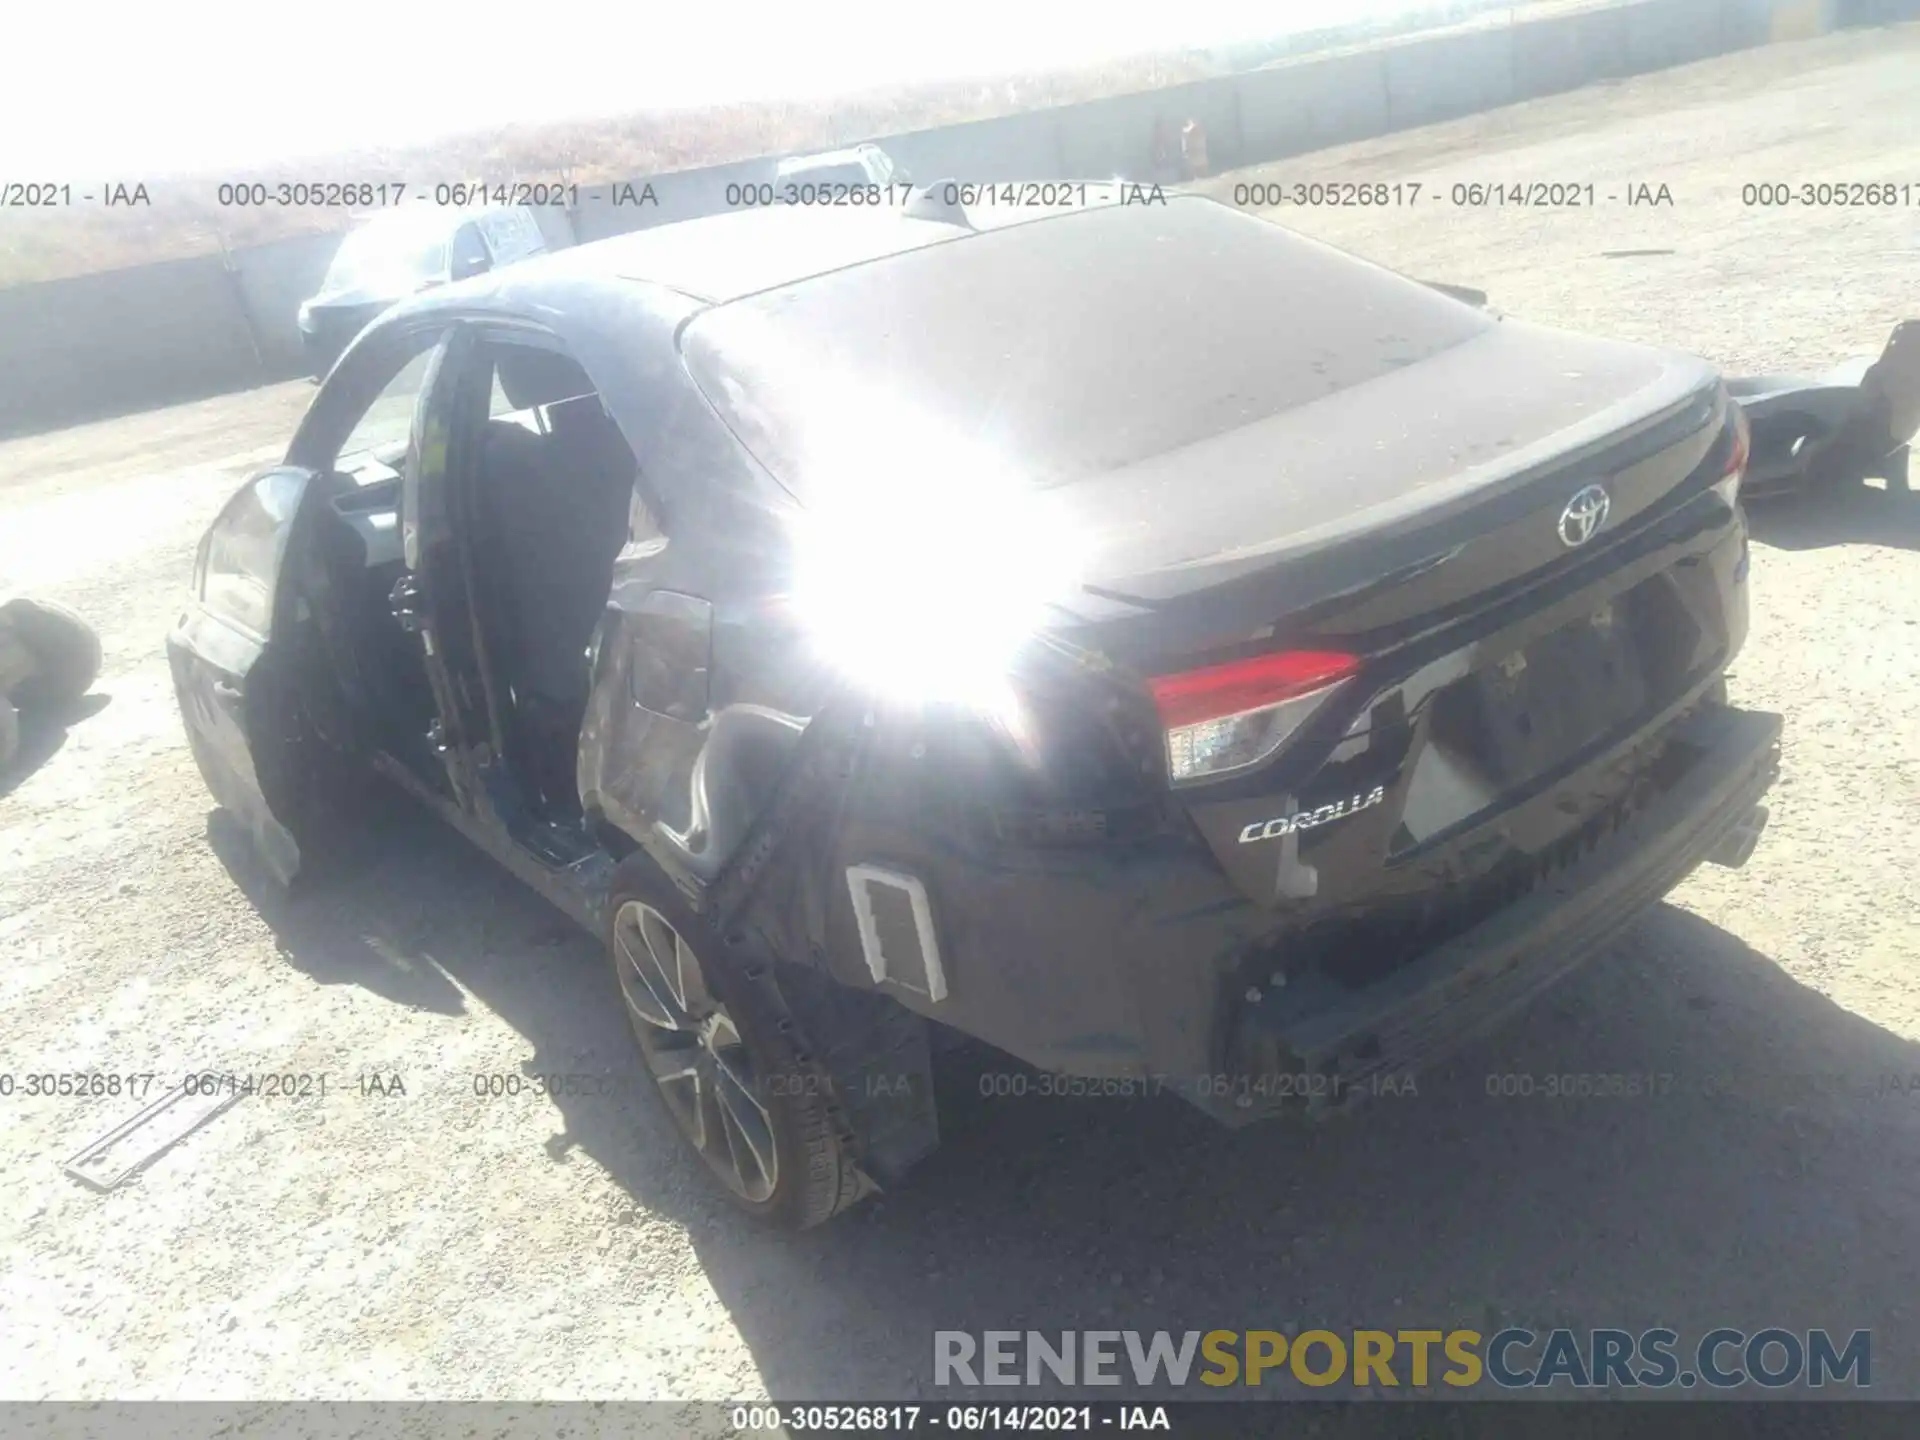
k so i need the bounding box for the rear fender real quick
[578,552,824,894]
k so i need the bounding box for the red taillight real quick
[1149,650,1361,784]
[1724,404,1751,478]
[1149,651,1359,727]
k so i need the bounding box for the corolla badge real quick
[1558,484,1611,548]
[1238,786,1387,844]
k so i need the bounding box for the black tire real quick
[0,697,18,772]
[6,598,102,710]
[605,851,867,1230]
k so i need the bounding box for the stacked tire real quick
[1,597,102,771]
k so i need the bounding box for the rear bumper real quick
[1222,703,1781,1121]
[757,690,1779,1134]
[786,505,1760,1112]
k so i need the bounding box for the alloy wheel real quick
[612,900,779,1203]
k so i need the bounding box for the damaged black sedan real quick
[171,196,1780,1228]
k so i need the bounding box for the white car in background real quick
[774,143,905,191]
[296,205,553,379]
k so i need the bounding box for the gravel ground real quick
[3,23,1920,1408]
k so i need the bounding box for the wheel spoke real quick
[655,1063,706,1151]
[614,904,691,1030]
[615,899,779,1203]
[705,1018,770,1124]
[638,908,692,1015]
[642,1032,701,1083]
[692,1056,731,1176]
[704,1013,776,1200]
[618,976,675,1032]
[713,1060,777,1199]
[674,932,715,1016]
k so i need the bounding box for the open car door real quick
[167,465,328,886]
[169,327,468,885]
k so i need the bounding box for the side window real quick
[477,336,652,534]
[449,223,491,280]
[488,367,540,428]
[331,342,441,468]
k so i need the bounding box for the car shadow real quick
[209,796,502,1018]
[706,903,1920,1400]
[0,691,110,799]
[1745,481,1920,552]
[204,790,703,1227]
[210,795,1920,1401]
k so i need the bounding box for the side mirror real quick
[448,222,493,282]
[449,249,492,283]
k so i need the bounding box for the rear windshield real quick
[681,197,1493,497]
[475,207,547,265]
[320,217,449,297]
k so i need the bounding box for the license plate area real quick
[1475,602,1646,785]
[1430,571,1701,793]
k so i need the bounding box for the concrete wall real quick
[1054,77,1248,178]
[1237,49,1393,159]
[529,205,579,253]
[1626,0,1747,69]
[1512,3,1634,99]
[886,112,1068,182]
[229,231,345,376]
[1836,0,1920,22]
[567,0,1784,239]
[1385,26,1518,129]
[0,0,1891,438]
[0,255,266,437]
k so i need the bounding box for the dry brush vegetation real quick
[0,55,1218,288]
[0,0,1543,288]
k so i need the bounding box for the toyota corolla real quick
[170,195,1780,1228]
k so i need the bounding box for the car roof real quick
[341,202,528,247]
[540,203,978,304]
[776,144,883,172]
[778,143,891,169]
[385,193,1168,353]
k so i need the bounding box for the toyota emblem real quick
[1558,484,1611,548]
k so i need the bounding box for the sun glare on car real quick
[790,395,1087,714]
